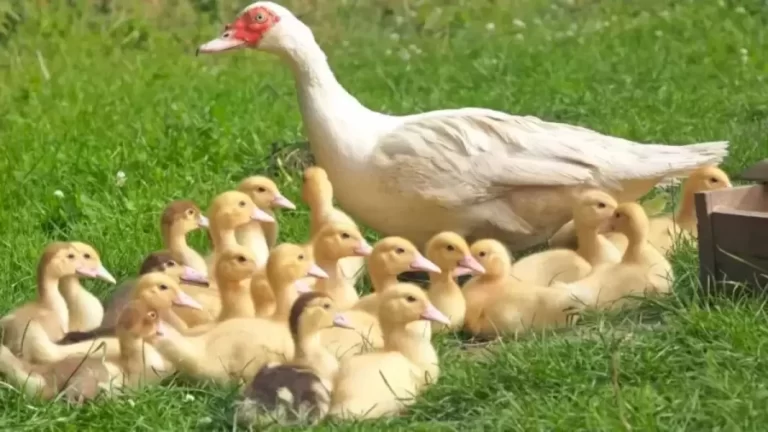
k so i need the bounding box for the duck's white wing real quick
[370,108,728,207]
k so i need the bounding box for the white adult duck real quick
[197,2,729,252]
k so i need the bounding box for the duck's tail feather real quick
[57,327,115,345]
[0,345,46,398]
[648,140,730,181]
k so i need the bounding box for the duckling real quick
[237,175,296,257]
[149,243,327,384]
[562,203,674,311]
[0,243,108,356]
[160,200,210,275]
[235,292,353,428]
[59,242,117,333]
[462,240,581,339]
[352,237,442,315]
[329,283,450,420]
[0,300,166,402]
[509,190,621,286]
[302,166,364,289]
[250,271,277,318]
[25,273,202,366]
[423,232,486,333]
[311,222,374,310]
[609,166,733,255]
[205,190,276,276]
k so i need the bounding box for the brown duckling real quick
[311,222,373,310]
[329,283,450,420]
[463,239,581,339]
[150,243,327,384]
[0,300,166,403]
[423,232,485,333]
[160,200,210,276]
[302,166,364,289]
[235,292,353,428]
[59,242,117,333]
[0,243,112,356]
[237,175,296,258]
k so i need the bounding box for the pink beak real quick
[197,36,246,55]
[306,263,329,279]
[332,313,354,329]
[251,208,276,223]
[180,266,208,284]
[353,240,373,256]
[457,255,485,275]
[294,279,313,294]
[173,291,203,310]
[420,303,451,325]
[409,254,442,274]
[452,267,475,278]
[272,195,296,210]
[77,264,117,284]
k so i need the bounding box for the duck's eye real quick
[238,201,246,207]
[395,248,405,254]
[479,251,487,258]
[166,260,177,267]
[159,284,168,291]
[597,202,606,209]
[67,253,76,260]
[254,12,266,22]
[237,255,247,263]
[406,295,417,303]
[186,209,194,216]
[341,233,351,239]
[323,303,331,310]
[298,254,305,261]
[710,177,719,183]
[148,311,157,319]
[614,213,622,219]
[257,187,266,193]
[446,245,455,251]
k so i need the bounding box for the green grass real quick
[1,0,768,429]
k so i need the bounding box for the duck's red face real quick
[198,6,281,54]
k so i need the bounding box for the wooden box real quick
[696,160,768,293]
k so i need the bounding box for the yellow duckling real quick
[159,200,210,276]
[237,175,296,253]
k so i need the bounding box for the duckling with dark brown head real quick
[235,292,352,428]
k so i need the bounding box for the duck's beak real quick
[409,254,442,274]
[457,255,485,275]
[180,266,208,285]
[272,195,296,210]
[77,264,117,284]
[294,279,313,294]
[332,313,354,329]
[251,208,276,223]
[353,240,373,256]
[173,291,203,310]
[196,37,245,55]
[306,264,329,279]
[420,303,451,325]
[197,215,210,228]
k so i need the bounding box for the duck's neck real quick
[250,273,276,317]
[118,333,146,378]
[309,200,334,236]
[235,222,269,269]
[575,223,603,265]
[209,222,238,253]
[272,282,298,322]
[675,191,697,231]
[218,280,255,320]
[621,231,647,265]
[163,227,205,269]
[368,265,398,294]
[295,331,338,381]
[314,254,350,296]
[38,272,68,330]
[429,268,456,287]
[382,322,439,378]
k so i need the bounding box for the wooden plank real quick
[695,190,718,293]
[706,185,768,212]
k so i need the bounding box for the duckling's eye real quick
[406,295,417,303]
[159,284,168,291]
[395,248,405,254]
[479,251,487,258]
[238,201,246,207]
[298,254,305,261]
[340,233,350,239]
[446,245,455,251]
[710,177,719,183]
[257,187,266,193]
[597,202,606,209]
[615,213,622,219]
[148,311,157,319]
[237,255,247,263]
[166,260,177,267]
[323,303,331,310]
[67,253,76,260]
[186,209,194,216]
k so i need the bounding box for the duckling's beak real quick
[353,240,373,256]
[332,313,354,329]
[197,36,245,55]
[77,265,117,284]
[180,266,208,285]
[197,215,210,228]
[252,208,276,223]
[420,303,451,325]
[409,254,442,274]
[306,264,329,279]
[457,255,485,275]
[155,321,169,337]
[173,291,203,310]
[272,195,296,210]
[294,279,313,294]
